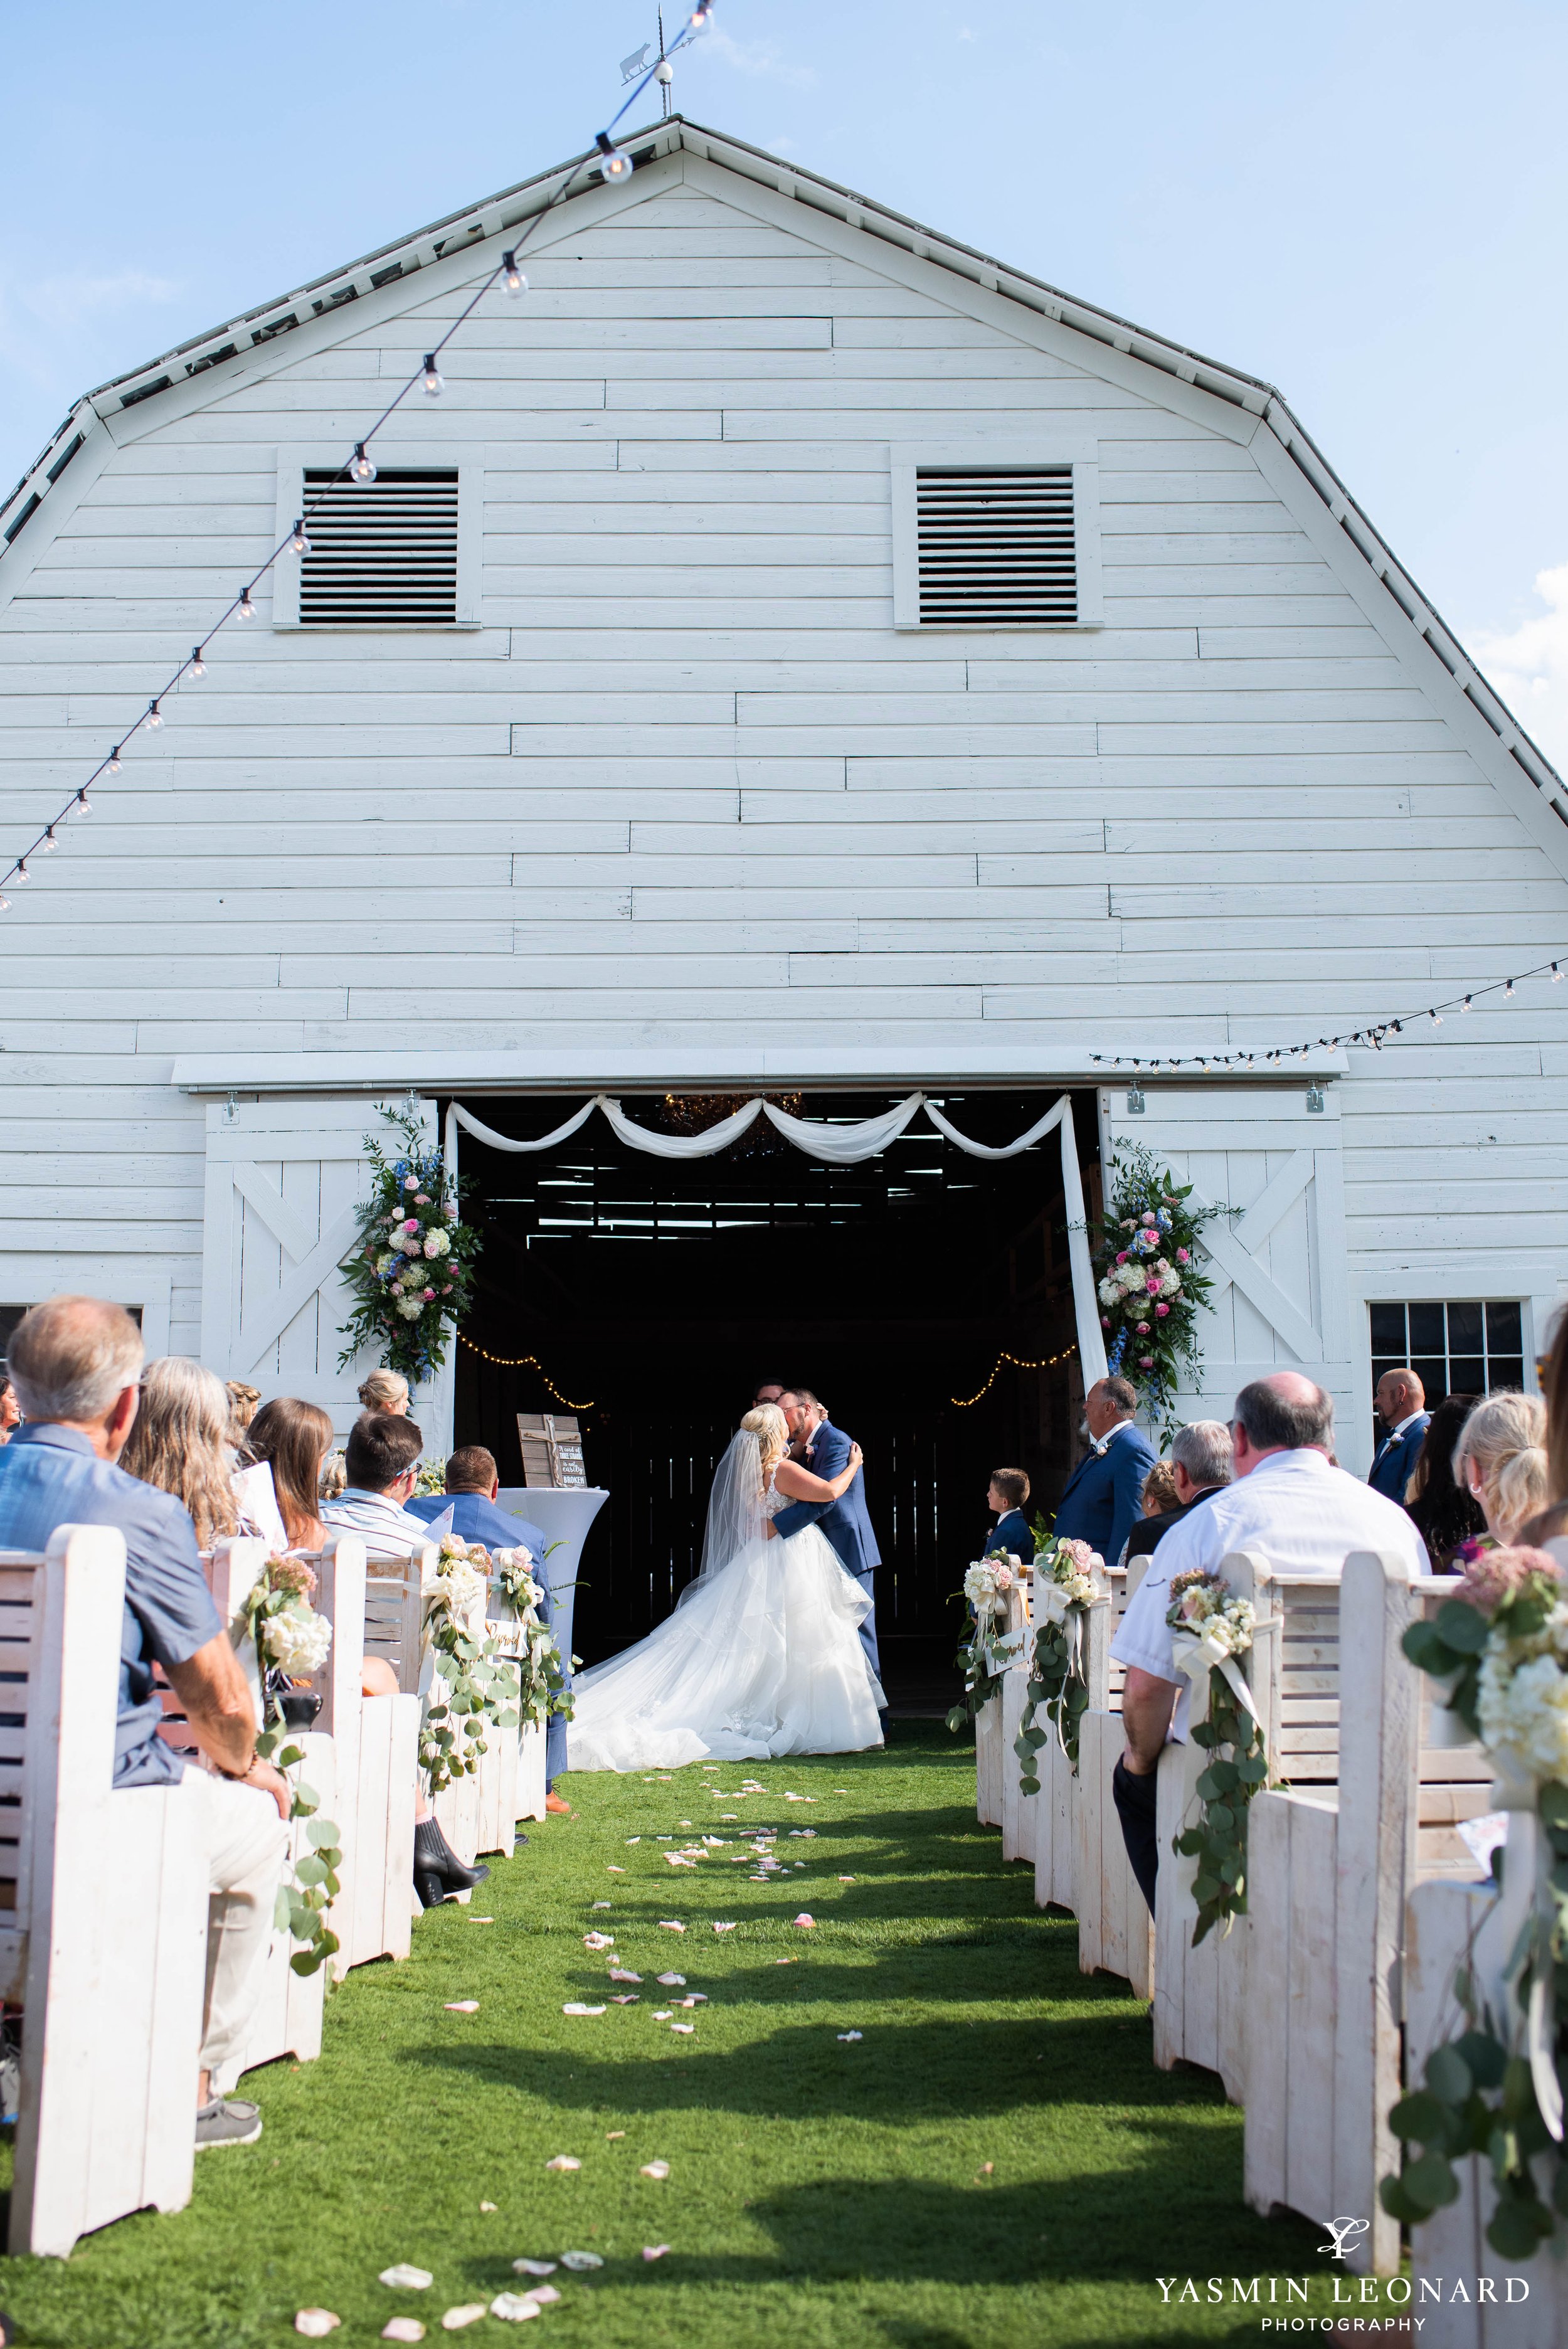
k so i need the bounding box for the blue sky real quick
[4,0,1567,759]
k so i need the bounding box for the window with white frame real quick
[890,443,1102,630]
[1369,1299,1525,1408]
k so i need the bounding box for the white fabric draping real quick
[442,1092,1107,1385]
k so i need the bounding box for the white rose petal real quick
[640,2160,670,2179]
[559,2251,604,2271]
[837,2030,864,2042]
[382,2323,427,2344]
[712,1921,736,1932]
[642,2246,670,2261]
[379,2266,434,2290]
[653,2009,674,2020]
[659,1920,686,1933]
[511,2261,557,2277]
[562,2003,606,2017]
[487,2297,541,2323]
[441,2308,488,2331]
[670,2022,696,2034]
[656,1972,686,1986]
[296,2318,341,2339]
[522,2286,561,2305]
[443,2002,479,2015]
[544,2155,581,2171]
[583,1931,614,1949]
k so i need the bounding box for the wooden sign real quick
[516,1412,587,1488]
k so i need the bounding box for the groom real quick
[770,1389,883,1692]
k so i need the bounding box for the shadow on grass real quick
[409,2013,1220,2123]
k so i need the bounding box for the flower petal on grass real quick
[381,2323,426,2344]
[608,1967,642,1982]
[837,1876,856,1884]
[655,1972,686,1986]
[468,1917,494,1924]
[606,1865,626,1874]
[443,2002,480,2014]
[544,2156,581,2171]
[837,2031,864,2042]
[441,2307,488,2330]
[606,2131,626,2141]
[642,2246,670,2262]
[639,2160,670,2179]
[479,2202,497,2213]
[523,2285,561,2304]
[562,2003,607,2017]
[582,1932,614,1949]
[659,1920,686,1933]
[670,2022,696,2035]
[712,1921,736,1933]
[511,2260,558,2277]
[611,1994,639,2005]
[793,1914,817,1928]
[590,1901,612,1910]
[295,2316,341,2338]
[487,2296,540,2323]
[652,2009,673,2020]
[379,2266,433,2289]
[559,2251,604,2271]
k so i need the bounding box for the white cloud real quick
[702,27,816,88]
[1470,564,1568,773]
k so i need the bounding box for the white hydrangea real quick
[437,1559,489,1617]
[963,1560,1007,1615]
[423,1228,451,1259]
[263,1602,333,1677]
[396,1296,423,1320]
[1478,1646,1568,1783]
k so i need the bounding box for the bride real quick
[568,1403,886,1770]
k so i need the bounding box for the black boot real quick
[414,1817,490,1905]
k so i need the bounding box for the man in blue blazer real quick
[770,1389,883,1688]
[1053,1375,1158,1566]
[1368,1368,1429,1504]
[407,1443,572,1814]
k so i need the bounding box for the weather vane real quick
[620,8,677,117]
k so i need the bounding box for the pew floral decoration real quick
[1015,1537,1103,1786]
[420,1537,521,1793]
[947,1557,1023,1732]
[1380,1547,1567,2262]
[240,1561,342,1978]
[1090,1147,1224,1436]
[490,1545,576,1729]
[1166,1569,1270,1944]
[337,1105,482,1386]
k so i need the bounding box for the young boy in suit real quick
[986,1467,1036,1562]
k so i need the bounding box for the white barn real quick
[2,113,1564,1505]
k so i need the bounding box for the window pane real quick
[1412,1356,1448,1401]
[1448,1302,1484,1350]
[1407,1302,1446,1354]
[1448,1355,1485,1396]
[1369,1303,1406,1353]
[1486,1301,1523,1349]
[1486,1357,1524,1394]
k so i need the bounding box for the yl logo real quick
[1318,2217,1369,2262]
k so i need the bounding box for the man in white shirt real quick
[1109,1370,1429,1913]
[320,1411,432,1559]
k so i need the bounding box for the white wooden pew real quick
[3,1527,209,2258]
[1243,1556,1495,2274]
[305,1534,419,1977]
[1070,1559,1155,2000]
[365,1549,517,1874]
[973,1576,1029,1832]
[999,1571,1038,1864]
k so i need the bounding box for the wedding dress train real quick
[567,1456,885,1772]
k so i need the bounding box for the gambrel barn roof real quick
[3,112,1562,829]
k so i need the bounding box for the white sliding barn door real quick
[1098,1085,1353,1443]
[199,1096,450,1445]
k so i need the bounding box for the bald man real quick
[1369,1367,1429,1502]
[1107,1371,1429,1914]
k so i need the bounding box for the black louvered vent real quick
[915,466,1076,625]
[300,469,459,625]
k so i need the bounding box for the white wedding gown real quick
[568,1465,886,1772]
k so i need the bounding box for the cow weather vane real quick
[622,9,677,116]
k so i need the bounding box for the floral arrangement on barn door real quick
[337,1105,482,1385]
[1380,1547,1567,2261]
[1092,1145,1224,1436]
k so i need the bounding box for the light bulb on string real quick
[37,826,58,856]
[290,519,310,555]
[1505,978,1515,997]
[596,134,635,181]
[688,1,714,26]
[238,585,256,622]
[74,790,93,818]
[146,699,163,729]
[190,645,206,678]
[0,894,10,915]
[1461,995,1471,1012]
[1554,963,1563,982]
[421,354,443,398]
[107,746,122,774]
[502,251,526,296]
[1429,1009,1443,1026]
[13,861,30,886]
[349,443,376,484]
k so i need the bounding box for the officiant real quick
[407,1445,573,1816]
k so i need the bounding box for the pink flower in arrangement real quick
[1155,1302,1170,1318]
[1139,1355,1155,1369]
[403,1217,420,1233]
[1145,1276,1162,1295]
[422,1286,436,1302]
[414,1193,430,1206]
[1140,1212,1157,1226]
[1454,1545,1562,1613]
[1176,1247,1190,1265]
[403,1176,420,1192]
[1101,1315,1111,1328]
[1136,1322,1151,1335]
[442,1284,454,1295]
[1115,1251,1129,1266]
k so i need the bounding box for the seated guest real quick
[358,1367,410,1417]
[408,1443,572,1816]
[1367,1366,1430,1499]
[0,1297,290,2150]
[121,1357,244,1549]
[1404,1392,1483,1566]
[0,1372,20,1443]
[1109,1372,1428,1918]
[1138,1461,1180,1521]
[226,1380,261,1451]
[1054,1376,1157,1571]
[1125,1420,1232,1564]
[1451,1391,1549,1549]
[247,1397,395,1704]
[984,1468,1036,1563]
[1523,1314,1568,1546]
[323,1411,490,1903]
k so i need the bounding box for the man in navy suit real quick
[769,1388,883,1689]
[1053,1374,1158,1566]
[1367,1367,1429,1504]
[406,1443,572,1815]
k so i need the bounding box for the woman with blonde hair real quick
[121,1357,243,1549]
[569,1400,883,1769]
[358,1368,410,1416]
[1451,1391,1550,1549]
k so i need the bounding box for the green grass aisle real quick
[2,1727,1389,2347]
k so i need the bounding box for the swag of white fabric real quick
[442,1091,1108,1386]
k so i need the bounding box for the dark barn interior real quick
[451,1088,1099,1707]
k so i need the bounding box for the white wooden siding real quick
[0,143,1564,1380]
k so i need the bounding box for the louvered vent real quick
[915,466,1076,625]
[300,469,459,625]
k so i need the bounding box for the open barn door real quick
[1098,1083,1356,1460]
[199,1095,452,1446]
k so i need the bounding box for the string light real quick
[455,1332,593,1409]
[0,6,723,915]
[37,826,58,856]
[951,1345,1077,1409]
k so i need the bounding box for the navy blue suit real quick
[406,1490,569,1786]
[988,1508,1036,1562]
[1053,1425,1158,1567]
[1368,1414,1430,1505]
[770,1419,882,1683]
